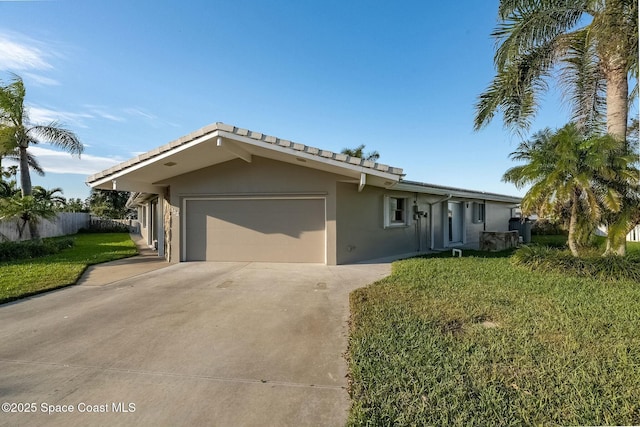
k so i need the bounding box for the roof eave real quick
[87,125,405,189]
[392,180,521,204]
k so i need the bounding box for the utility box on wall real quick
[508,218,532,243]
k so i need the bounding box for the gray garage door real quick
[184,198,326,262]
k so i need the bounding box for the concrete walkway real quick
[0,244,391,426]
[77,234,170,286]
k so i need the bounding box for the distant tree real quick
[0,74,84,240]
[33,186,66,211]
[0,179,19,198]
[88,189,131,218]
[341,144,380,162]
[1,165,17,180]
[63,198,89,213]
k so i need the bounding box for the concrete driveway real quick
[0,261,390,426]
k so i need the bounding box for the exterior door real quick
[448,202,463,244]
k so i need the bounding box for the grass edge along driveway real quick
[347,249,640,426]
[0,233,137,304]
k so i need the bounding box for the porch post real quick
[157,193,165,258]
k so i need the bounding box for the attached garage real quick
[183,197,326,263]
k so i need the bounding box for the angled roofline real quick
[86,122,404,186]
[87,121,521,204]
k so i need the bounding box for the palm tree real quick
[0,179,20,198]
[341,144,380,162]
[475,0,638,255]
[0,74,83,239]
[475,0,637,139]
[596,119,640,255]
[0,195,57,240]
[503,123,630,256]
[33,186,67,210]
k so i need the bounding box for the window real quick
[384,196,409,227]
[472,202,485,223]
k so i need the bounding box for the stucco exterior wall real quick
[464,200,515,248]
[138,204,153,246]
[336,183,416,264]
[336,184,459,263]
[486,201,513,232]
[163,156,350,264]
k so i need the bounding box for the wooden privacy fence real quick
[0,212,90,241]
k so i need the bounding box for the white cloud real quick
[124,107,156,120]
[6,146,124,175]
[0,32,52,71]
[27,105,93,127]
[22,71,60,86]
[83,104,126,122]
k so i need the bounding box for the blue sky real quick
[1,0,575,200]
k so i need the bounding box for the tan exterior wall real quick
[486,201,513,232]
[464,200,515,248]
[336,184,456,263]
[164,156,350,265]
[466,205,484,246]
[335,184,518,263]
[138,204,153,247]
[336,184,415,264]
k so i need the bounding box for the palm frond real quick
[0,125,18,155]
[475,40,557,131]
[26,153,45,176]
[557,29,607,134]
[30,122,83,156]
[493,0,586,71]
[0,74,26,128]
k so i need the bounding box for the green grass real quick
[531,233,640,255]
[531,234,569,248]
[348,254,640,426]
[0,233,138,304]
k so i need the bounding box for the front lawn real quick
[348,252,640,425]
[0,233,137,304]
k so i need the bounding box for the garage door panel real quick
[185,198,325,262]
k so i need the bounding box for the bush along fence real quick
[87,216,140,233]
[0,212,90,242]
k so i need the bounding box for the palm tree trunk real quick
[603,63,630,256]
[18,145,40,240]
[567,191,580,257]
[604,209,630,257]
[606,64,628,142]
[18,146,32,196]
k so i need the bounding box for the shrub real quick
[78,223,131,233]
[531,219,566,235]
[512,245,640,282]
[530,234,568,248]
[0,237,75,262]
